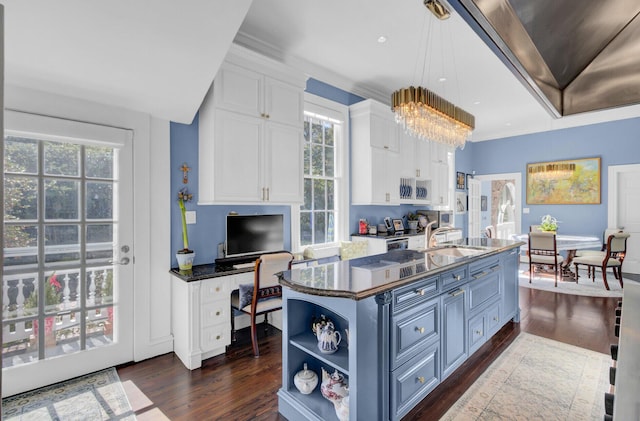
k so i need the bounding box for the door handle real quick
[109,257,130,265]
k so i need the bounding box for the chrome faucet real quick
[424,220,438,249]
[428,226,460,248]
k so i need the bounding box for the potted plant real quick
[406,212,420,231]
[540,214,558,233]
[176,192,195,271]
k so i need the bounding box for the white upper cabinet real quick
[398,130,432,204]
[198,45,305,204]
[430,142,453,209]
[351,99,401,205]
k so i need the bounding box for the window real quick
[292,94,349,251]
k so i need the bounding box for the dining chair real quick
[230,252,293,357]
[573,232,629,290]
[528,231,564,287]
[574,229,621,277]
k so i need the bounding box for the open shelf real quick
[285,387,340,421]
[290,332,349,375]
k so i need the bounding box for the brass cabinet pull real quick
[450,289,464,297]
[216,311,221,316]
[415,288,426,296]
[475,330,483,335]
[415,327,425,334]
[216,335,221,340]
[493,316,499,321]
[417,376,425,384]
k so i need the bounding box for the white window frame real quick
[291,93,350,252]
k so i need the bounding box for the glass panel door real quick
[2,119,133,394]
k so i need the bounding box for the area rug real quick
[518,264,623,297]
[2,367,136,420]
[440,332,610,421]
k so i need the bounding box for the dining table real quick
[511,233,602,281]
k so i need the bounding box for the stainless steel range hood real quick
[448,0,640,117]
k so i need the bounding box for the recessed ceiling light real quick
[505,122,512,126]
[438,77,447,83]
[473,101,481,105]
[377,36,387,43]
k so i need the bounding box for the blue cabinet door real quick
[441,284,467,379]
[501,248,520,322]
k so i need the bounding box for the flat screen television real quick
[225,214,284,258]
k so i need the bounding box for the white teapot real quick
[316,322,342,354]
[293,363,318,395]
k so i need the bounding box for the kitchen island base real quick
[278,245,521,421]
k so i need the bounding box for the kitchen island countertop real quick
[278,238,523,300]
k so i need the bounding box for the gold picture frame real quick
[526,157,601,205]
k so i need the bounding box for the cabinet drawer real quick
[468,271,501,314]
[391,297,439,369]
[393,275,439,313]
[441,266,469,291]
[391,342,440,420]
[469,254,500,274]
[201,324,230,351]
[201,278,230,304]
[201,300,230,328]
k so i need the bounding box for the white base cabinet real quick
[171,271,282,370]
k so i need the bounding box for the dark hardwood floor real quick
[117,287,619,420]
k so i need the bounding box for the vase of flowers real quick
[540,214,558,233]
[176,194,195,271]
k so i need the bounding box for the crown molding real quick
[233,31,389,105]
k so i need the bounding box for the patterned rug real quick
[518,264,623,297]
[2,368,136,420]
[440,333,610,420]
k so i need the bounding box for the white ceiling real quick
[2,0,252,124]
[236,0,640,141]
[3,0,639,139]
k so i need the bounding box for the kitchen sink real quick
[426,246,487,258]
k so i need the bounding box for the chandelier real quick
[392,87,475,148]
[392,0,475,149]
[528,162,576,180]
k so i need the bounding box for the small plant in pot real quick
[540,214,559,232]
[406,212,420,231]
[176,190,195,271]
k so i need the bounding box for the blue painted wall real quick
[469,117,640,238]
[170,75,640,266]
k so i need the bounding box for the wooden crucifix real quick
[180,163,191,184]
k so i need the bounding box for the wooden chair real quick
[573,232,629,290]
[528,231,564,287]
[230,252,293,357]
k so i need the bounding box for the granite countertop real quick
[278,238,524,300]
[169,263,254,282]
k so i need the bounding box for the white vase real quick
[176,251,195,271]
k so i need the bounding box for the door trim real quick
[607,163,640,229]
[474,172,522,235]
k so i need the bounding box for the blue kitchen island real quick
[277,238,523,421]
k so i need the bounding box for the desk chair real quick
[528,231,564,287]
[573,232,629,290]
[231,252,293,357]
